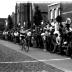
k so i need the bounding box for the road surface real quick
[0,40,72,72]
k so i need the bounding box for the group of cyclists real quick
[2,15,72,57]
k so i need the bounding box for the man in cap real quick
[65,18,71,32]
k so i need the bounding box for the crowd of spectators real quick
[2,15,72,57]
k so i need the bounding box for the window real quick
[58,8,60,15]
[54,9,56,19]
[55,8,58,18]
[50,9,53,19]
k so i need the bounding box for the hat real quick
[41,33,45,36]
[66,18,71,24]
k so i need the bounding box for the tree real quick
[7,15,13,30]
[56,15,63,23]
[33,6,43,26]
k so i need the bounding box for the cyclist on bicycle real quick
[22,30,32,52]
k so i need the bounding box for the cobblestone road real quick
[0,43,64,72]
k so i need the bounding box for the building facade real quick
[0,18,6,31]
[48,3,61,22]
[48,2,72,22]
[34,3,49,24]
[15,2,32,29]
[15,2,49,29]
[61,3,72,21]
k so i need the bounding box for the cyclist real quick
[22,30,32,52]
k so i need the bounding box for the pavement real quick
[0,43,62,72]
[0,40,72,72]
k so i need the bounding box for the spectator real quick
[14,31,19,43]
[65,18,71,31]
[51,19,55,27]
[41,32,46,51]
[54,19,59,32]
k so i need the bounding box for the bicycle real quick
[22,37,29,52]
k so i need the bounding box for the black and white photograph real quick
[0,0,72,72]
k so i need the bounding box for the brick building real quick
[15,2,32,29]
[34,3,49,24]
[0,18,6,31]
[15,2,49,29]
[48,3,61,22]
[61,3,72,21]
[48,2,72,22]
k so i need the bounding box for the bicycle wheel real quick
[22,39,29,52]
[24,44,29,52]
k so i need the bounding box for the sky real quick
[0,0,72,18]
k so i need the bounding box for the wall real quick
[61,2,72,21]
[15,3,33,29]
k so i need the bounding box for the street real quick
[0,1,72,72]
[0,40,72,72]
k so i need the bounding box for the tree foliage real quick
[7,15,13,30]
[33,6,43,26]
[56,15,63,23]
